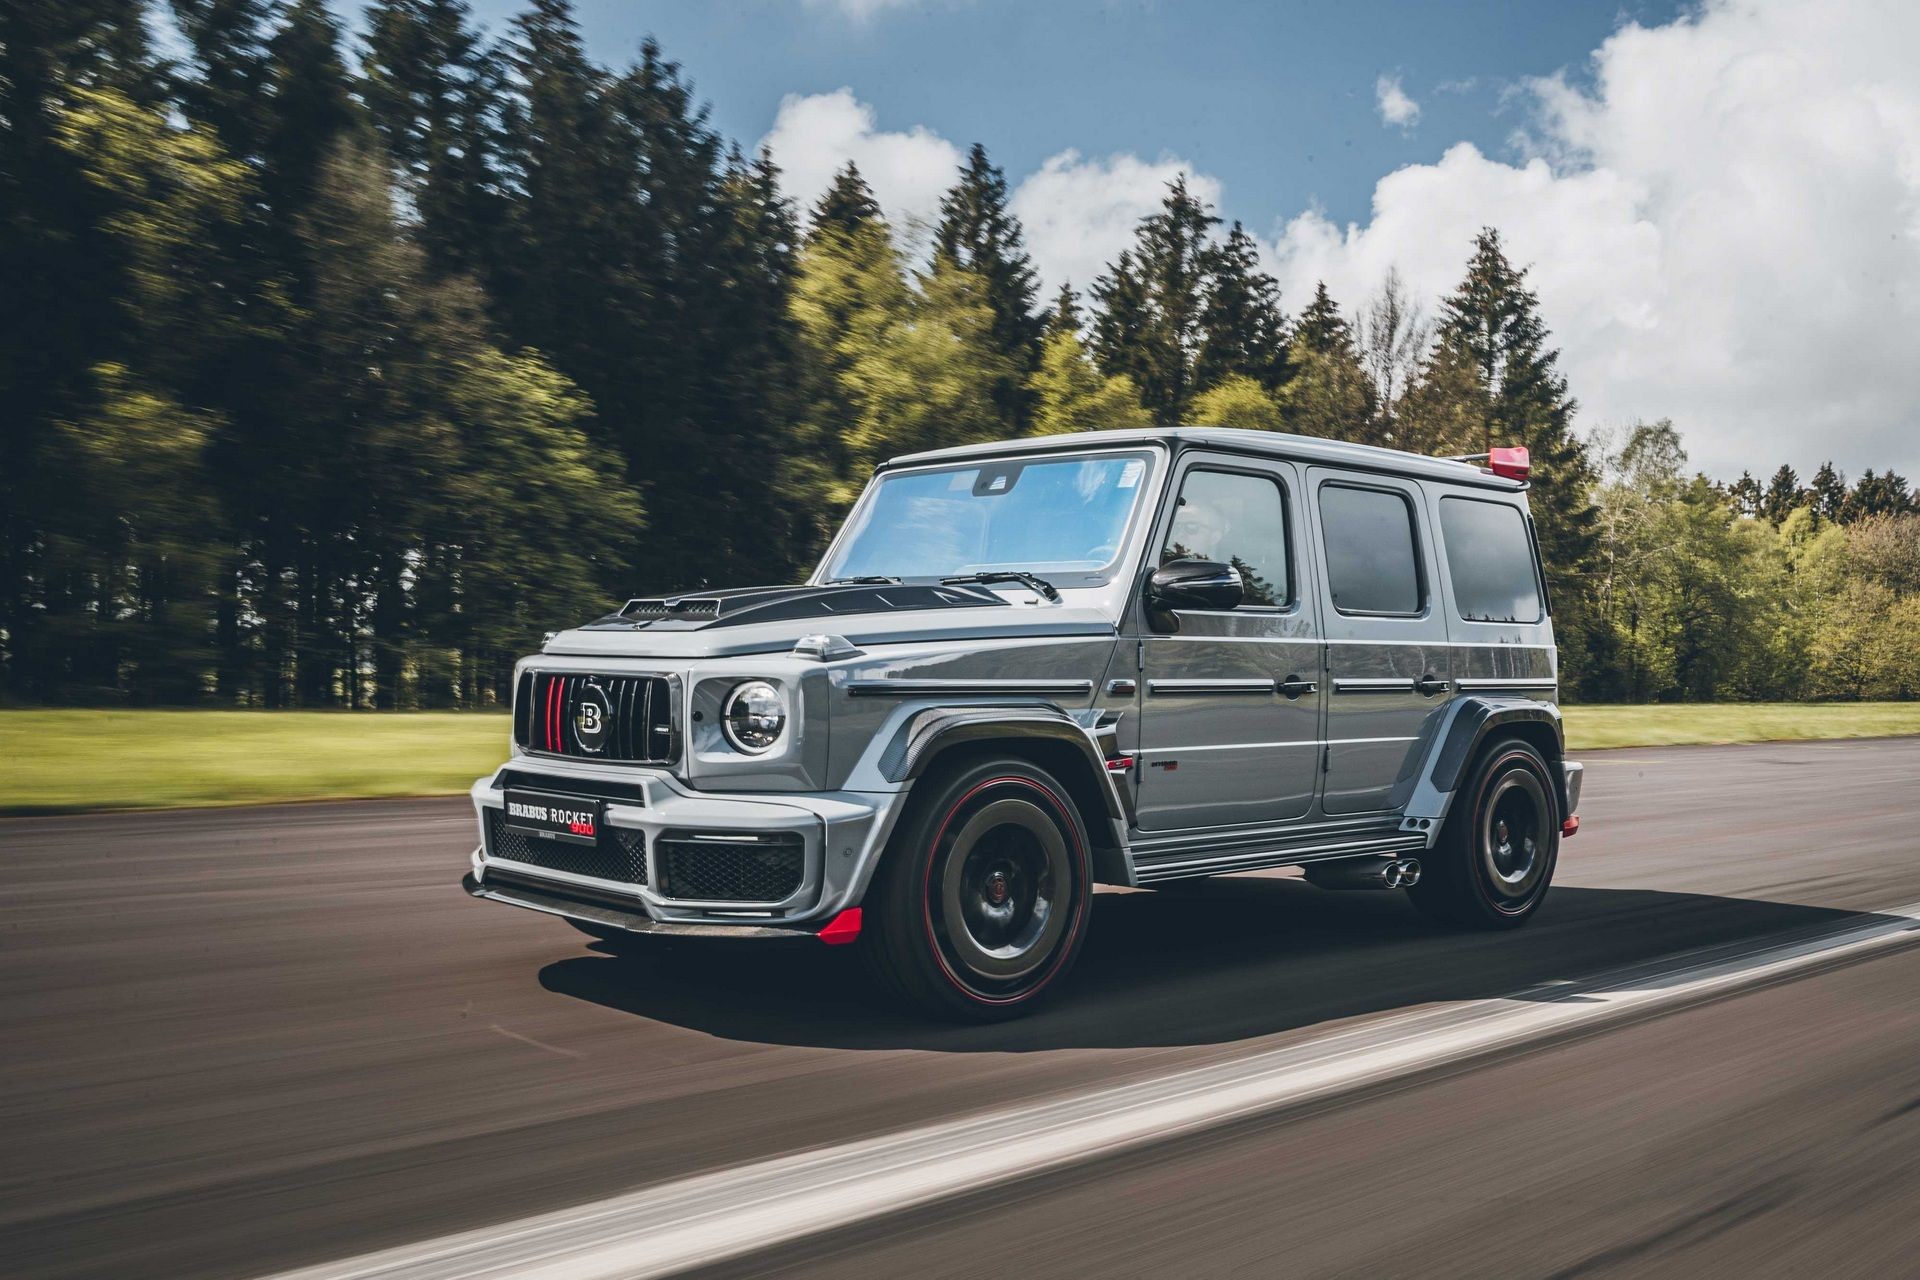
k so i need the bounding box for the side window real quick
[1439,496,1543,623]
[1319,483,1423,615]
[1160,469,1290,607]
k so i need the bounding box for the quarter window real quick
[1439,497,1543,623]
[1160,469,1290,607]
[1319,484,1423,615]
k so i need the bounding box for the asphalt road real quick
[4,737,1920,1279]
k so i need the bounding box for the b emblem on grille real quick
[574,680,612,753]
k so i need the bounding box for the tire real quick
[1410,737,1560,930]
[860,756,1095,1021]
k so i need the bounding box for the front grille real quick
[514,671,675,764]
[484,808,648,885]
[655,832,805,902]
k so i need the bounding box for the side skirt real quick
[1129,820,1426,885]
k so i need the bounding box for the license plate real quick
[503,789,604,846]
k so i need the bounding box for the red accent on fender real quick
[1562,815,1580,837]
[1104,757,1132,771]
[817,907,863,946]
[1488,445,1531,481]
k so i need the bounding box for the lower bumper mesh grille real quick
[484,808,647,885]
[656,832,805,902]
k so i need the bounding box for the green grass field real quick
[0,710,509,814]
[4,702,1919,815]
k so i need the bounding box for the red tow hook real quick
[817,907,863,946]
[1562,815,1581,837]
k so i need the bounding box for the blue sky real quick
[450,0,1686,232]
[322,0,1918,482]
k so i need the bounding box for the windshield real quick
[822,450,1157,588]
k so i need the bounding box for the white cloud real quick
[761,88,963,238]
[763,2,1920,478]
[1375,75,1421,129]
[1273,0,1920,479]
[1011,150,1222,297]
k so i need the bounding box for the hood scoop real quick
[579,582,1010,632]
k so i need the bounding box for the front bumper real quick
[467,760,899,930]
[462,873,816,939]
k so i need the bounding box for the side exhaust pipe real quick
[1305,856,1422,891]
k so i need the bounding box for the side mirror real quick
[1147,558,1244,612]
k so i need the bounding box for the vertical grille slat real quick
[513,671,677,765]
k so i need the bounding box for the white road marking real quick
[262,901,1920,1280]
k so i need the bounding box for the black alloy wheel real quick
[1410,737,1560,929]
[862,757,1093,1020]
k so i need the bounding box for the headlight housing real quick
[721,680,787,754]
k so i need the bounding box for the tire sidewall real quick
[879,757,1094,1016]
[1462,743,1560,922]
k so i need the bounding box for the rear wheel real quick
[1410,737,1559,929]
[861,756,1094,1021]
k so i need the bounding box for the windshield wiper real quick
[940,571,1061,603]
[825,575,902,585]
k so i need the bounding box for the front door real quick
[1134,456,1323,831]
[1308,468,1454,814]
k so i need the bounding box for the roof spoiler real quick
[1443,446,1530,482]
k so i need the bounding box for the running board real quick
[1132,831,1428,884]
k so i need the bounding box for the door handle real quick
[1277,675,1318,699]
[1415,674,1452,697]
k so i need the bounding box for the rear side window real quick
[1161,468,1291,607]
[1319,484,1423,615]
[1439,497,1543,623]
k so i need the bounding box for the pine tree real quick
[1762,464,1802,525]
[1280,282,1372,439]
[1194,222,1289,394]
[1809,462,1847,523]
[935,143,1043,429]
[1292,282,1356,358]
[360,0,507,279]
[787,172,910,540]
[1044,282,1082,339]
[1090,175,1216,423]
[1844,470,1914,522]
[1728,471,1762,518]
[1434,228,1601,685]
[812,161,884,237]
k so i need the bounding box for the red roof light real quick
[1488,446,1531,481]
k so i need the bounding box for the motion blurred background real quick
[3,0,1917,732]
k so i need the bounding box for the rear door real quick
[1308,470,1454,815]
[1133,454,1323,831]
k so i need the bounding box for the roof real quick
[885,426,1526,491]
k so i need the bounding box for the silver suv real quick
[464,428,1583,1020]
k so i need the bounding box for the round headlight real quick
[722,680,787,754]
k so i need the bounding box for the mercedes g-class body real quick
[465,428,1583,1019]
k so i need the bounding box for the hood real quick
[543,582,1115,659]
[580,582,1011,631]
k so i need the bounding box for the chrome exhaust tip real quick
[1384,858,1421,889]
[1306,856,1423,891]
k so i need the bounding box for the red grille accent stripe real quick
[545,675,559,752]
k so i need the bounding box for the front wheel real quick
[861,757,1094,1021]
[1410,738,1560,929]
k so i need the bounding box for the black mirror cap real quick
[1147,557,1244,612]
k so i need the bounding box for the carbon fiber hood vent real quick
[578,582,1010,632]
